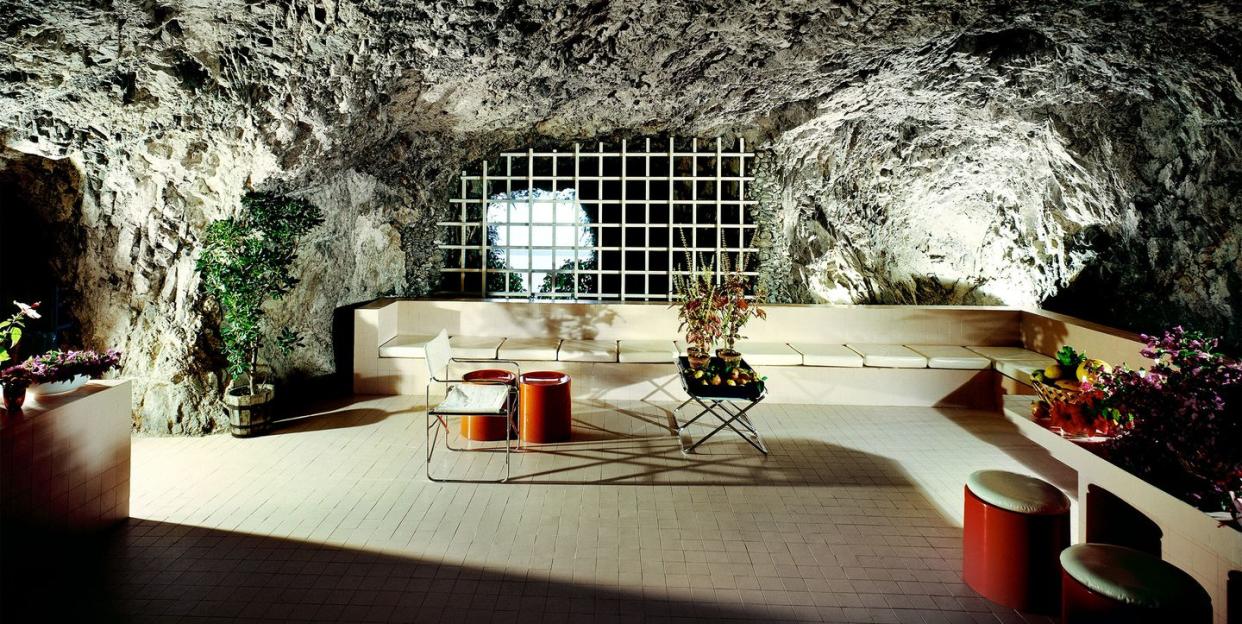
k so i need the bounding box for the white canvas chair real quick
[424,329,520,481]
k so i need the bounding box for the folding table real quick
[672,356,768,454]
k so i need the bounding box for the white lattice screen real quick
[438,136,757,300]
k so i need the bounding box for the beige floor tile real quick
[9,394,1077,622]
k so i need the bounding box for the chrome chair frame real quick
[424,330,520,482]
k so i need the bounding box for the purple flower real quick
[7,348,124,384]
[1096,326,1241,512]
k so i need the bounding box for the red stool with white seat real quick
[962,469,1070,613]
[1060,543,1211,624]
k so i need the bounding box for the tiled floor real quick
[3,396,1076,623]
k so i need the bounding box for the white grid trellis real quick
[437,136,758,301]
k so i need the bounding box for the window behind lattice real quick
[437,136,758,300]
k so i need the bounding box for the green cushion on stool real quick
[967,470,1070,515]
[1060,544,1210,610]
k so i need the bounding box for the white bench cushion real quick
[378,334,505,359]
[966,346,1055,385]
[788,343,863,367]
[558,339,618,363]
[846,344,928,368]
[994,358,1056,385]
[379,334,434,358]
[993,359,1054,385]
[497,337,561,361]
[906,345,991,370]
[618,340,678,363]
[733,342,803,366]
[450,336,505,359]
[966,346,1051,361]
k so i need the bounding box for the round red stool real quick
[963,469,1070,613]
[1060,544,1211,624]
[459,369,516,441]
[518,371,571,443]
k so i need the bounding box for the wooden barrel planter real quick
[224,383,274,437]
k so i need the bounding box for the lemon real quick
[1043,364,1063,380]
[1076,358,1113,382]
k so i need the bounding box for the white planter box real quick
[0,380,131,533]
[1002,395,1241,624]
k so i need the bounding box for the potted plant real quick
[195,191,322,437]
[0,301,41,411]
[671,248,720,369]
[22,349,124,396]
[715,256,767,366]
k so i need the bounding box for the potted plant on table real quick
[196,191,323,437]
[715,256,767,366]
[672,261,720,370]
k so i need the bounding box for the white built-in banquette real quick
[353,300,1150,406]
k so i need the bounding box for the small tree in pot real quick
[671,236,721,369]
[716,254,767,366]
[673,264,720,369]
[196,191,323,437]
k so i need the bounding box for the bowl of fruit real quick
[683,357,765,399]
[1029,346,1113,405]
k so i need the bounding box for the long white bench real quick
[353,300,1149,407]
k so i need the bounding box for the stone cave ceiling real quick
[1,0,1240,432]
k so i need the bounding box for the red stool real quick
[518,371,571,443]
[963,469,1070,613]
[1060,544,1211,624]
[459,369,516,441]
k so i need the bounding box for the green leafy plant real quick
[0,301,40,365]
[195,191,323,395]
[538,258,597,295]
[1055,345,1083,369]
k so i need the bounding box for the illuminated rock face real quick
[1,2,1239,432]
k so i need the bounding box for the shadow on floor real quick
[1,518,870,623]
[423,402,952,487]
[934,406,1079,495]
[1,399,1064,624]
[272,407,400,434]
[270,395,408,434]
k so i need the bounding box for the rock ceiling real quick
[1,0,1239,432]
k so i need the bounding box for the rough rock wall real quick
[753,10,1242,353]
[0,0,442,432]
[1,1,1239,432]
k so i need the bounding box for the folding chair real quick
[424,329,520,481]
